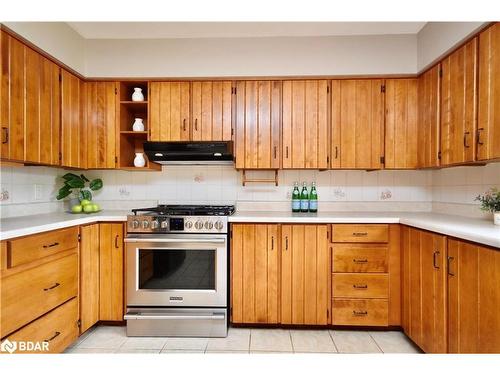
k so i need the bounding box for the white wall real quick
[83,34,417,77]
[3,22,86,74]
[417,22,486,71]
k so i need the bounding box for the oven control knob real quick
[160,220,168,229]
[151,220,159,229]
[214,221,224,230]
[185,221,193,229]
[205,221,213,229]
[132,220,140,229]
[142,220,150,229]
[195,220,204,230]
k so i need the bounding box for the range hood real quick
[144,141,234,165]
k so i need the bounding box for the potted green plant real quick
[475,187,500,225]
[57,173,103,214]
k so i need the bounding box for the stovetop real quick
[131,204,235,217]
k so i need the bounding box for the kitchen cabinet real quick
[402,226,447,353]
[235,80,281,169]
[417,65,441,168]
[231,224,279,324]
[150,81,190,141]
[447,239,500,353]
[79,224,100,333]
[99,223,124,321]
[61,70,87,169]
[85,81,118,169]
[191,81,232,141]
[281,224,329,325]
[440,38,478,165]
[477,23,500,161]
[384,79,418,169]
[282,80,329,169]
[331,79,384,169]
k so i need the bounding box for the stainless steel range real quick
[124,205,235,338]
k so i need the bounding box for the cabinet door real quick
[440,38,478,165]
[448,239,500,353]
[99,223,124,321]
[86,82,117,169]
[477,23,500,160]
[61,70,87,168]
[281,225,329,325]
[150,82,190,141]
[417,65,441,168]
[385,79,418,169]
[231,224,279,324]
[191,81,232,141]
[282,80,329,169]
[235,81,281,169]
[331,79,384,169]
[79,224,100,333]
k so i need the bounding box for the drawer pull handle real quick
[353,259,368,263]
[43,283,60,291]
[115,234,120,249]
[433,250,440,269]
[447,256,455,276]
[353,284,368,289]
[183,118,187,131]
[2,127,8,144]
[43,242,59,248]
[352,232,368,237]
[353,310,368,316]
[44,331,61,343]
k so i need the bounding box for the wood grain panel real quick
[331,224,389,243]
[0,31,9,159]
[332,298,388,326]
[267,224,280,323]
[478,23,500,160]
[242,224,256,322]
[385,79,418,169]
[24,47,40,163]
[39,56,60,165]
[332,273,388,298]
[230,224,243,323]
[387,224,401,326]
[332,244,388,273]
[408,227,422,347]
[291,225,305,324]
[315,225,329,325]
[280,225,292,324]
[441,38,478,165]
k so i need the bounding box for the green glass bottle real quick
[300,182,309,212]
[292,182,301,213]
[309,182,318,213]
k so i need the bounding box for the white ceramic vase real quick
[494,212,500,226]
[131,87,144,102]
[132,118,144,132]
[134,152,146,168]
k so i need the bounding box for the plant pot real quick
[132,118,144,131]
[131,87,144,102]
[494,212,500,226]
[134,152,146,168]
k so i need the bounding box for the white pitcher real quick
[134,152,146,168]
[132,118,144,132]
[131,87,144,101]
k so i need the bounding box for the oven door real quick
[125,234,227,307]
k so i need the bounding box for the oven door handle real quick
[124,313,225,320]
[124,237,226,244]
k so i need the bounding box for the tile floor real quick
[65,325,422,354]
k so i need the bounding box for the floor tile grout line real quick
[367,332,385,354]
[328,330,340,353]
[289,330,295,354]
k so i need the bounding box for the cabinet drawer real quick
[1,253,78,337]
[332,298,388,326]
[332,244,388,272]
[331,224,388,243]
[6,298,78,353]
[332,273,388,298]
[8,227,79,268]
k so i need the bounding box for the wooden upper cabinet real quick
[282,80,329,169]
[281,224,329,325]
[478,23,500,161]
[61,70,87,169]
[331,79,384,169]
[235,81,281,169]
[191,81,232,141]
[447,239,500,353]
[417,65,441,168]
[1,31,25,162]
[440,38,478,165]
[385,79,418,169]
[85,81,117,169]
[150,82,190,141]
[231,224,280,324]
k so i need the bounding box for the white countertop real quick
[1,210,499,249]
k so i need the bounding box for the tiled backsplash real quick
[1,162,499,219]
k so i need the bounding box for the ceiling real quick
[67,22,427,39]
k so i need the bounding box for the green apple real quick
[83,204,94,213]
[80,199,92,206]
[91,203,100,212]
[71,204,83,213]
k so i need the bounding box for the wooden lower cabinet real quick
[447,239,500,353]
[79,224,100,333]
[99,223,124,321]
